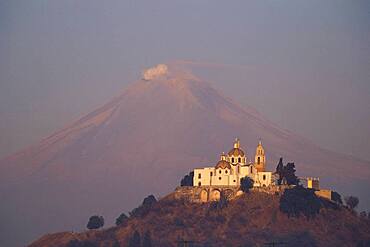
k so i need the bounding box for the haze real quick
[1,0,370,162]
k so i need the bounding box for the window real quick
[210,172,213,176]
[225,170,228,174]
[198,182,201,186]
[258,157,260,164]
[232,158,234,163]
[198,173,201,179]
[233,180,236,183]
[238,157,241,163]
[219,177,221,180]
[263,175,266,180]
[219,170,222,174]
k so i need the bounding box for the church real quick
[193,139,273,188]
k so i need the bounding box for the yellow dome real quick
[228,138,245,157]
[228,148,245,157]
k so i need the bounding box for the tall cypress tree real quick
[284,162,299,185]
[276,157,284,185]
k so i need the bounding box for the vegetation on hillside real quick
[180,171,194,186]
[240,177,254,192]
[345,196,360,210]
[275,158,299,186]
[86,216,104,230]
[31,190,370,247]
[116,213,129,227]
[280,186,324,219]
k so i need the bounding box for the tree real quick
[275,157,284,185]
[332,191,343,204]
[275,158,299,186]
[344,196,359,210]
[115,213,129,226]
[142,231,152,247]
[359,211,367,219]
[180,171,194,186]
[240,176,254,192]
[128,230,141,247]
[280,186,322,218]
[283,162,299,185]
[86,215,104,230]
[130,195,157,218]
[143,195,157,207]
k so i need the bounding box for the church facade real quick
[193,139,273,188]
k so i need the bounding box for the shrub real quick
[115,213,129,226]
[180,171,194,186]
[143,195,157,206]
[130,195,157,218]
[174,217,184,227]
[359,211,367,219]
[279,186,322,218]
[240,176,254,192]
[332,191,343,204]
[344,196,359,210]
[128,230,141,247]
[86,215,104,230]
[209,192,228,210]
[142,231,152,247]
[67,240,99,247]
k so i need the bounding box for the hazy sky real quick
[0,0,369,161]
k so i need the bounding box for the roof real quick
[215,160,231,169]
[228,148,245,156]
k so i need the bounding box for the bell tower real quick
[254,140,266,172]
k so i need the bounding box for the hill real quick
[1,63,370,246]
[29,188,370,247]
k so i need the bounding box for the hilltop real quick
[29,188,370,247]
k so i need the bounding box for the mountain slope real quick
[0,64,369,246]
[29,191,370,247]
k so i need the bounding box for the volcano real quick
[1,63,369,246]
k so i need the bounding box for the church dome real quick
[215,160,231,169]
[228,138,245,157]
[228,148,245,157]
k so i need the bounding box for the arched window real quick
[198,182,201,186]
[219,177,221,180]
[210,172,213,176]
[219,170,222,174]
[225,170,228,174]
[198,173,201,179]
[238,157,241,163]
[232,157,234,163]
[257,157,260,164]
